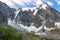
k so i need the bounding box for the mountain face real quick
[0,1,16,24]
[14,4,60,28]
[0,1,60,32]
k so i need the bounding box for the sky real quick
[0,0,60,12]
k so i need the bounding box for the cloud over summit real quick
[0,0,56,9]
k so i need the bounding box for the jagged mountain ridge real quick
[14,4,60,28]
[0,1,60,29]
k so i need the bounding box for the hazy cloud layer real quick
[0,0,58,9]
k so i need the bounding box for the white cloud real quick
[55,0,60,5]
[0,0,54,8]
[0,0,15,8]
[11,0,25,6]
[12,0,43,7]
[0,0,42,7]
[42,0,54,6]
[46,1,54,6]
[35,0,43,6]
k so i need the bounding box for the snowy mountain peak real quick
[0,1,60,34]
[36,3,48,10]
[17,3,48,11]
[42,4,47,9]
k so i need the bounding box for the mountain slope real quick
[0,1,60,34]
[0,24,55,40]
[0,1,16,24]
[14,4,60,28]
[0,1,60,40]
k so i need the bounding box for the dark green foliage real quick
[0,24,22,40]
[0,24,56,40]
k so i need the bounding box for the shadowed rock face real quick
[15,5,60,28]
[15,8,44,28]
[0,1,16,24]
[0,1,60,28]
[45,21,55,28]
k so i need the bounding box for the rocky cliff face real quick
[0,1,60,29]
[0,1,16,24]
[14,4,60,28]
